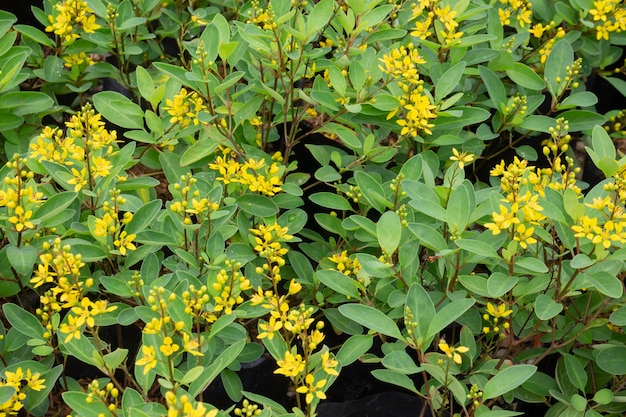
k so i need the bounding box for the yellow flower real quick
[321,351,339,376]
[45,0,101,44]
[136,345,158,375]
[450,148,475,169]
[486,302,512,319]
[274,351,305,377]
[513,223,537,249]
[182,332,203,357]
[159,336,180,357]
[296,374,327,404]
[59,314,82,343]
[113,231,137,256]
[258,317,283,340]
[163,88,207,128]
[25,369,46,391]
[8,205,34,232]
[438,339,469,365]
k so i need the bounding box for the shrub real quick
[0,0,625,416]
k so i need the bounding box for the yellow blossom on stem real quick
[274,351,305,377]
[438,339,469,365]
[113,231,137,256]
[136,345,158,375]
[450,148,475,169]
[296,374,327,404]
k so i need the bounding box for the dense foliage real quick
[0,0,625,416]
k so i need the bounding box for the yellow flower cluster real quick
[604,110,626,137]
[482,302,512,337]
[251,222,293,283]
[45,0,101,44]
[136,287,203,376]
[0,155,43,236]
[165,391,218,417]
[169,173,220,226]
[30,104,117,193]
[209,148,284,196]
[410,2,464,47]
[589,0,626,40]
[485,158,546,250]
[0,367,46,416]
[32,237,87,316]
[182,284,217,324]
[84,380,119,414]
[497,0,532,28]
[234,399,262,417]
[212,260,253,314]
[63,52,95,68]
[92,190,137,256]
[528,23,566,64]
[247,0,277,30]
[163,88,207,128]
[379,44,437,137]
[571,172,626,253]
[328,250,361,276]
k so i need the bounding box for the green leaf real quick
[455,239,499,259]
[354,171,389,213]
[405,283,435,345]
[426,298,475,339]
[338,304,404,340]
[371,369,419,394]
[487,272,518,297]
[535,294,563,320]
[33,191,77,226]
[63,392,111,416]
[559,110,605,132]
[610,305,626,326]
[505,62,545,90]
[237,194,279,217]
[135,65,155,102]
[515,257,548,273]
[125,199,162,235]
[570,254,595,269]
[2,303,45,340]
[93,91,145,129]
[103,348,128,372]
[557,92,598,110]
[593,388,614,405]
[377,211,401,255]
[596,346,626,375]
[0,49,29,93]
[483,365,537,399]
[309,192,353,211]
[586,270,623,298]
[590,124,616,160]
[564,354,587,392]
[318,123,361,150]
[336,335,373,366]
[6,245,37,276]
[479,65,506,110]
[317,269,360,299]
[306,0,333,37]
[544,40,573,100]
[446,181,473,232]
[408,223,447,252]
[382,350,422,374]
[435,62,466,102]
[0,386,15,406]
[0,91,54,115]
[189,338,246,397]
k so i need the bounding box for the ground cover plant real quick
[0,0,626,416]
